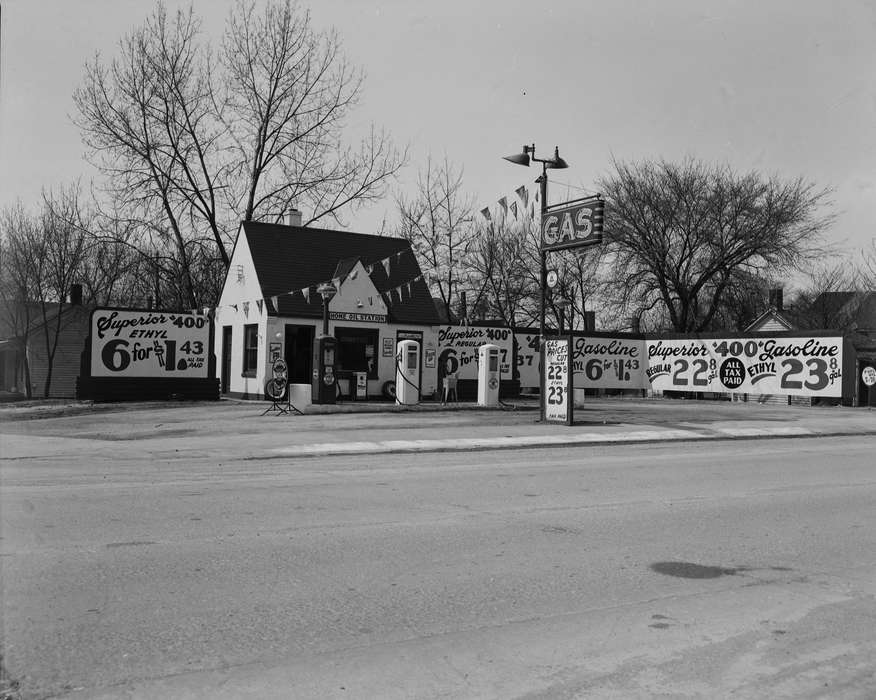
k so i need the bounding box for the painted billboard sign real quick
[571,336,648,389]
[514,332,647,390]
[646,336,844,397]
[516,331,844,397]
[90,308,211,378]
[437,326,513,380]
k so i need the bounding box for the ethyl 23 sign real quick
[541,196,605,252]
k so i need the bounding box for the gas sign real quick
[541,197,605,252]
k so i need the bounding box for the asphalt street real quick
[1,399,875,699]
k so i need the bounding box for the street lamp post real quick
[504,143,569,419]
[316,282,337,336]
[503,144,568,344]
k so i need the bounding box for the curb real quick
[256,426,876,459]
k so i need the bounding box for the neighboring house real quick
[805,291,876,335]
[0,294,91,399]
[214,217,443,401]
[745,287,794,333]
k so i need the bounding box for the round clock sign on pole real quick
[546,269,559,289]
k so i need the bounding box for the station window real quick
[336,327,379,378]
[243,324,258,376]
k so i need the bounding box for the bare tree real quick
[34,186,91,397]
[0,203,40,397]
[598,157,835,332]
[465,216,536,326]
[223,1,406,227]
[394,157,475,320]
[74,0,406,308]
[787,260,864,330]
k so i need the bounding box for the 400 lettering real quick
[101,339,204,372]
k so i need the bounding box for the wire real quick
[547,180,600,197]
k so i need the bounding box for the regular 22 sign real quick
[646,335,843,397]
[90,309,210,378]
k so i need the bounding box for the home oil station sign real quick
[78,308,218,401]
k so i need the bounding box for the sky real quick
[1,0,875,278]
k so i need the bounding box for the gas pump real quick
[312,335,337,404]
[395,340,420,405]
[477,343,500,407]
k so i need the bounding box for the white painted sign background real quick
[90,309,211,378]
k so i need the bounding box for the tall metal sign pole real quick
[504,145,568,420]
[504,143,604,422]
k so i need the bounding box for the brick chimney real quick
[769,287,784,312]
[69,284,83,306]
[286,209,302,227]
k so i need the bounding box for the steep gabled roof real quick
[241,221,441,325]
[745,308,794,333]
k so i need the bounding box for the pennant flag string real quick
[515,185,529,208]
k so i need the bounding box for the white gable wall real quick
[330,261,388,317]
[215,228,270,398]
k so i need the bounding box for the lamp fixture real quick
[503,144,568,170]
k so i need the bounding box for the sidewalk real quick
[2,396,875,460]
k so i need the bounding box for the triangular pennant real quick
[480,207,491,221]
[242,301,250,317]
[302,287,310,303]
[256,299,263,313]
[232,304,238,312]
[271,295,278,309]
[498,197,508,214]
[510,201,518,219]
[515,185,529,208]
[367,264,374,274]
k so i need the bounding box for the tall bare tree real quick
[394,157,474,320]
[599,157,835,332]
[74,0,406,308]
[0,203,41,397]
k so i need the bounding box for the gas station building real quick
[214,218,443,402]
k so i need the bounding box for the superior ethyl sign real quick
[541,197,605,252]
[90,308,211,378]
[543,337,573,425]
[646,335,844,397]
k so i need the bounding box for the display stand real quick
[261,359,304,416]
